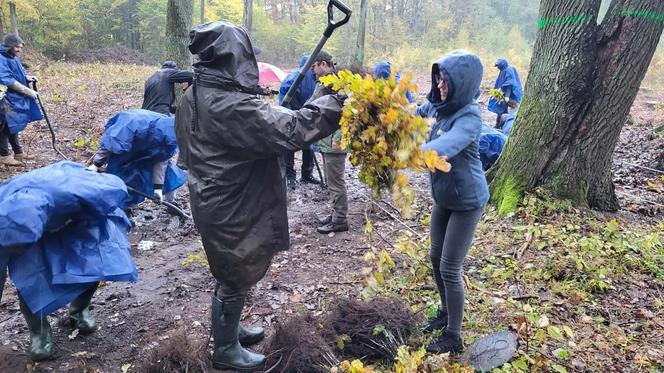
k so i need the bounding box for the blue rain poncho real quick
[278,55,317,110]
[100,109,187,205]
[487,58,523,116]
[373,60,414,103]
[502,111,518,136]
[0,162,138,315]
[0,46,43,134]
[479,125,507,170]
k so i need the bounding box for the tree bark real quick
[243,0,253,34]
[166,0,193,69]
[488,0,664,213]
[0,2,5,40]
[200,0,205,24]
[354,0,369,65]
[9,1,17,36]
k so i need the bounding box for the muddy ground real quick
[0,61,662,372]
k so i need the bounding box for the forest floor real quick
[0,61,662,373]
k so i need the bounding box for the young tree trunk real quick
[9,1,17,36]
[243,0,253,35]
[488,0,664,213]
[354,0,369,65]
[166,0,193,69]
[0,3,5,40]
[200,0,205,24]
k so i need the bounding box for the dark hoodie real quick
[421,50,489,211]
[141,61,193,115]
[174,21,343,291]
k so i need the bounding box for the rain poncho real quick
[488,58,523,116]
[421,50,489,211]
[479,125,507,170]
[278,55,317,110]
[502,111,518,136]
[175,21,342,293]
[100,109,187,205]
[0,162,137,315]
[373,60,414,103]
[0,46,42,134]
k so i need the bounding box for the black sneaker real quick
[300,174,321,185]
[426,330,464,355]
[317,221,349,234]
[421,308,448,333]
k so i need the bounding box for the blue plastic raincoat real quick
[479,125,507,170]
[0,46,42,133]
[373,60,414,103]
[278,55,317,110]
[487,58,523,116]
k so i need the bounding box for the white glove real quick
[154,189,163,203]
[86,164,98,172]
[503,95,510,104]
[26,75,37,83]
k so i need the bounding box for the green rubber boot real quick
[18,296,53,361]
[69,283,98,334]
[211,295,266,372]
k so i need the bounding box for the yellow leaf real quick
[423,150,451,172]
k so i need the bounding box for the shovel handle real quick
[324,0,352,37]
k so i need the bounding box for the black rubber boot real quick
[426,329,464,354]
[18,295,53,361]
[69,283,98,334]
[421,308,449,333]
[211,295,266,372]
[239,324,265,347]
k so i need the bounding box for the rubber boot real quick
[69,283,98,334]
[239,323,265,347]
[18,295,53,361]
[211,295,266,372]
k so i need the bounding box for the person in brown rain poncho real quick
[175,21,344,372]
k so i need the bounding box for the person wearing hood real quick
[278,55,320,187]
[373,60,414,103]
[419,50,489,355]
[487,58,522,128]
[141,61,194,115]
[0,34,43,166]
[174,22,344,371]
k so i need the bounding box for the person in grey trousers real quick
[419,50,489,354]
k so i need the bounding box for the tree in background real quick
[354,0,368,65]
[243,0,253,34]
[165,0,193,68]
[488,0,664,213]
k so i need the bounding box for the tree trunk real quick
[0,2,5,40]
[243,0,253,34]
[200,0,205,24]
[9,1,17,36]
[354,0,369,65]
[488,0,664,214]
[166,0,193,69]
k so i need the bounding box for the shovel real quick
[31,81,68,160]
[125,185,192,220]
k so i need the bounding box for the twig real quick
[361,193,425,240]
[514,231,533,259]
[620,161,664,175]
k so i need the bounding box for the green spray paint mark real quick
[617,10,664,23]
[538,15,592,29]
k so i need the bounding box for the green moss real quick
[490,176,525,215]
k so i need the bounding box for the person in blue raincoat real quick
[373,60,414,103]
[419,50,488,355]
[278,55,320,187]
[0,162,138,361]
[487,58,522,128]
[88,109,187,206]
[0,34,43,166]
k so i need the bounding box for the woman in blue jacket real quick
[420,50,488,354]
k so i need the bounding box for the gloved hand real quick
[154,189,163,203]
[26,75,37,83]
[86,164,98,172]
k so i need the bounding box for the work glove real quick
[8,81,38,99]
[26,75,37,83]
[154,189,164,203]
[86,164,99,172]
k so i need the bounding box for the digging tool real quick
[31,80,68,160]
[281,0,352,188]
[125,185,192,220]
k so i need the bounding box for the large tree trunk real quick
[488,0,664,214]
[243,0,253,34]
[354,0,369,65]
[166,0,193,69]
[9,1,17,36]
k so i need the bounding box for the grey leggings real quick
[429,204,483,335]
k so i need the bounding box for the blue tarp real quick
[0,161,137,315]
[278,55,317,110]
[373,60,414,103]
[479,125,507,170]
[488,58,523,116]
[101,109,187,205]
[0,46,43,134]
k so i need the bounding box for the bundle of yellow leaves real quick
[320,70,450,218]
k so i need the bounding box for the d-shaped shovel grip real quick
[324,0,352,37]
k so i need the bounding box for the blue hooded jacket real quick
[373,60,414,103]
[100,109,187,205]
[488,58,523,116]
[0,162,138,315]
[421,51,489,211]
[0,46,43,134]
[278,55,317,110]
